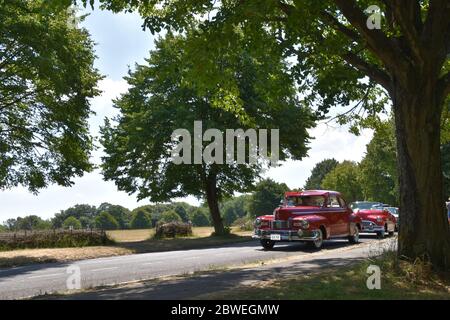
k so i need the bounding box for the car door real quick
[326,194,347,236]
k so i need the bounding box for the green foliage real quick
[0,225,7,232]
[173,204,189,223]
[358,120,398,205]
[154,222,193,239]
[189,208,211,227]
[95,212,119,230]
[322,161,363,203]
[0,1,102,192]
[62,216,82,230]
[9,215,52,231]
[232,216,254,231]
[159,210,182,224]
[304,159,339,190]
[52,204,97,228]
[97,203,131,229]
[441,143,450,198]
[220,195,250,226]
[247,179,289,217]
[85,0,392,125]
[79,216,94,229]
[130,210,152,229]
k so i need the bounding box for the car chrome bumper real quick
[252,229,320,241]
[361,220,384,233]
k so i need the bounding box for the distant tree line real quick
[0,179,290,232]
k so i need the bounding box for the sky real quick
[0,5,373,221]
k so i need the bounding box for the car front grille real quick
[270,220,290,229]
[362,220,376,228]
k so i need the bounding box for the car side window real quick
[328,195,341,208]
[338,197,346,208]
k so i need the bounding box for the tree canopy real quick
[95,211,119,230]
[304,159,339,190]
[247,179,289,217]
[63,216,82,230]
[130,210,152,229]
[322,161,363,203]
[0,1,102,192]
[358,120,398,205]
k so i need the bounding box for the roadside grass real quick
[0,246,132,268]
[0,227,252,269]
[199,251,450,300]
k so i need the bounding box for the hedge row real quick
[0,230,113,251]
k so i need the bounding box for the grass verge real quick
[199,251,450,300]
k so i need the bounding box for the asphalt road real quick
[0,236,380,299]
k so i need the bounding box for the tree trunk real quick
[393,79,450,270]
[204,174,226,236]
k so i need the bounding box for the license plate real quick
[270,234,281,241]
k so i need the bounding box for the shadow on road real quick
[52,255,366,300]
[0,259,72,280]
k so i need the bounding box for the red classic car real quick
[252,190,362,250]
[350,203,397,238]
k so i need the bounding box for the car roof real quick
[352,201,381,204]
[285,190,340,197]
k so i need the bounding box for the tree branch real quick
[320,10,361,43]
[341,51,392,92]
[332,0,406,73]
[422,0,450,58]
[388,0,424,65]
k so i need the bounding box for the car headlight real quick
[293,220,309,229]
[254,218,261,228]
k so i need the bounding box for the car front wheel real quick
[260,239,275,250]
[308,229,323,249]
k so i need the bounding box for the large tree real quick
[85,0,450,269]
[0,1,101,192]
[100,33,314,235]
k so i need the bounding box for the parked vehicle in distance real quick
[385,207,399,231]
[253,190,362,250]
[350,203,397,238]
[350,201,383,212]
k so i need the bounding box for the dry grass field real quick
[107,227,251,242]
[0,227,253,269]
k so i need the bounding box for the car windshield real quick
[350,202,380,210]
[286,195,325,207]
[386,207,398,215]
